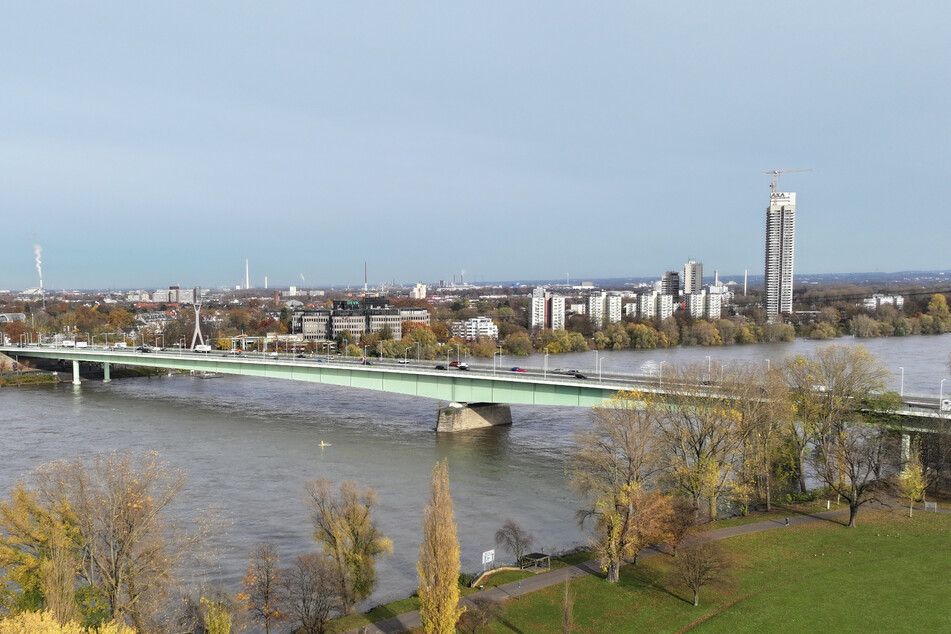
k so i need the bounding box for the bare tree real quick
[811,421,896,527]
[494,520,534,566]
[674,542,724,607]
[304,480,392,615]
[239,541,285,634]
[417,459,465,634]
[458,596,502,634]
[280,553,338,634]
[561,579,574,634]
[31,452,207,632]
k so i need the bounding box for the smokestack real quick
[274,290,279,306]
[714,270,719,285]
[245,259,250,290]
[744,269,748,296]
[265,276,268,289]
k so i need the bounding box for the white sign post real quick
[482,549,495,571]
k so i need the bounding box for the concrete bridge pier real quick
[901,431,910,465]
[436,402,512,433]
[103,362,111,383]
[72,360,81,386]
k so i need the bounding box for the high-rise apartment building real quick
[765,191,796,316]
[531,287,567,330]
[661,271,680,296]
[683,260,703,295]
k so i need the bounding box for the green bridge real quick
[3,346,948,433]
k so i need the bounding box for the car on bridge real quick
[510,367,527,372]
[435,364,448,370]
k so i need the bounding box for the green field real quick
[470,510,951,633]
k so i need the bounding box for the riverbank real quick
[338,500,951,633]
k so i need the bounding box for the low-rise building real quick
[863,294,904,310]
[451,316,499,341]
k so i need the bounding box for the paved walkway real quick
[348,501,946,634]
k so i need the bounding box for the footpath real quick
[348,501,948,634]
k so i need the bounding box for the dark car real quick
[362,359,373,366]
[296,353,306,358]
[136,346,152,353]
[574,373,587,379]
[435,364,448,370]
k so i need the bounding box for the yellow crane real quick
[763,168,811,193]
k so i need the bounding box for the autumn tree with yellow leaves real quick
[569,393,672,582]
[417,459,465,634]
[304,480,391,615]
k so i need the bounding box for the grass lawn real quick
[474,510,951,633]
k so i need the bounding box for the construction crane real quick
[763,168,811,193]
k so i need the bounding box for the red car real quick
[510,367,527,372]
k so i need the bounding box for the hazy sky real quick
[2,3,948,290]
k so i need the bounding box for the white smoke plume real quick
[32,243,43,289]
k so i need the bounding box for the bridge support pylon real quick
[436,402,512,433]
[72,360,81,386]
[103,362,111,383]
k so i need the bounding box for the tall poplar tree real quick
[417,459,465,634]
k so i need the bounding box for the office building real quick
[764,191,796,316]
[291,298,429,341]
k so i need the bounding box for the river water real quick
[1,335,949,609]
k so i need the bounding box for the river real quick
[1,335,949,610]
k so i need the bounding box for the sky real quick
[2,2,949,291]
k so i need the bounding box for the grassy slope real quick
[478,510,951,633]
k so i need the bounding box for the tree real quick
[494,521,533,566]
[674,542,724,607]
[654,366,748,520]
[897,440,928,518]
[417,459,464,634]
[458,596,502,634]
[304,480,391,615]
[726,365,794,512]
[29,452,206,632]
[202,597,233,634]
[782,345,890,493]
[665,497,698,557]
[568,394,669,581]
[811,421,895,527]
[239,541,285,634]
[561,579,574,634]
[0,485,82,623]
[0,611,134,633]
[927,293,950,319]
[280,553,337,634]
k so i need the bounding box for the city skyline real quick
[3,3,949,290]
